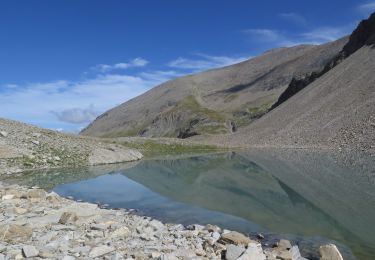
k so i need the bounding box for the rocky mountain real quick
[0,118,142,175]
[81,38,347,138]
[221,13,375,152]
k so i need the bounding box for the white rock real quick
[0,131,8,137]
[89,246,115,258]
[319,244,343,260]
[237,242,266,260]
[22,245,39,258]
[225,244,245,260]
[62,256,76,260]
[2,194,15,200]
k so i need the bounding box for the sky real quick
[0,0,374,132]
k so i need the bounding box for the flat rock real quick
[219,231,252,245]
[89,246,115,258]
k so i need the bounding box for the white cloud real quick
[51,105,99,124]
[168,53,249,71]
[358,2,375,15]
[279,13,307,26]
[0,71,174,131]
[93,57,149,72]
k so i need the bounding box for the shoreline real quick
[0,181,344,260]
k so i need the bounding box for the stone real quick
[0,131,8,137]
[59,212,78,225]
[2,194,15,200]
[0,254,5,260]
[205,224,221,233]
[90,223,107,231]
[89,246,115,258]
[290,245,308,260]
[277,239,292,250]
[62,256,76,260]
[111,226,130,238]
[219,231,252,245]
[31,140,40,145]
[212,231,221,240]
[237,242,266,260]
[14,207,28,215]
[319,244,343,260]
[225,244,245,260]
[22,245,39,258]
[0,224,32,243]
[26,189,46,199]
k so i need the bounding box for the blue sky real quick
[0,0,374,132]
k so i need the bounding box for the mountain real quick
[81,38,347,138]
[222,13,375,152]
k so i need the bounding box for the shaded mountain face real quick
[81,38,347,138]
[223,12,375,151]
[271,12,375,110]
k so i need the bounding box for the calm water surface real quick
[4,149,375,260]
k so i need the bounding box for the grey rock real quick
[22,245,39,258]
[62,256,76,260]
[225,244,245,260]
[277,239,292,250]
[0,131,8,137]
[89,246,115,258]
[237,242,266,260]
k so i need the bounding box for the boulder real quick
[225,244,245,260]
[59,212,78,225]
[237,242,266,260]
[319,244,343,260]
[219,231,252,246]
[22,245,39,258]
[277,239,292,250]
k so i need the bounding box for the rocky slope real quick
[81,38,347,138]
[0,181,344,260]
[0,118,143,175]
[218,13,375,153]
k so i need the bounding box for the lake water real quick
[4,149,375,259]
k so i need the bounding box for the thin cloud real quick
[92,57,149,72]
[243,23,353,48]
[168,54,249,71]
[279,13,307,26]
[51,105,99,124]
[358,2,375,15]
[301,26,351,43]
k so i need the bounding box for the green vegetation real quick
[120,139,225,157]
[232,102,272,128]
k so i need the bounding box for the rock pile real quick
[0,182,344,260]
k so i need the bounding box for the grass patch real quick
[120,139,225,157]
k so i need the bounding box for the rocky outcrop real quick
[0,118,142,175]
[0,182,343,259]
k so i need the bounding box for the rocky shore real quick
[0,182,344,260]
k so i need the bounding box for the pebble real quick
[22,245,39,258]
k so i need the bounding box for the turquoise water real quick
[4,150,375,259]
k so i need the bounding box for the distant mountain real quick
[81,38,347,138]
